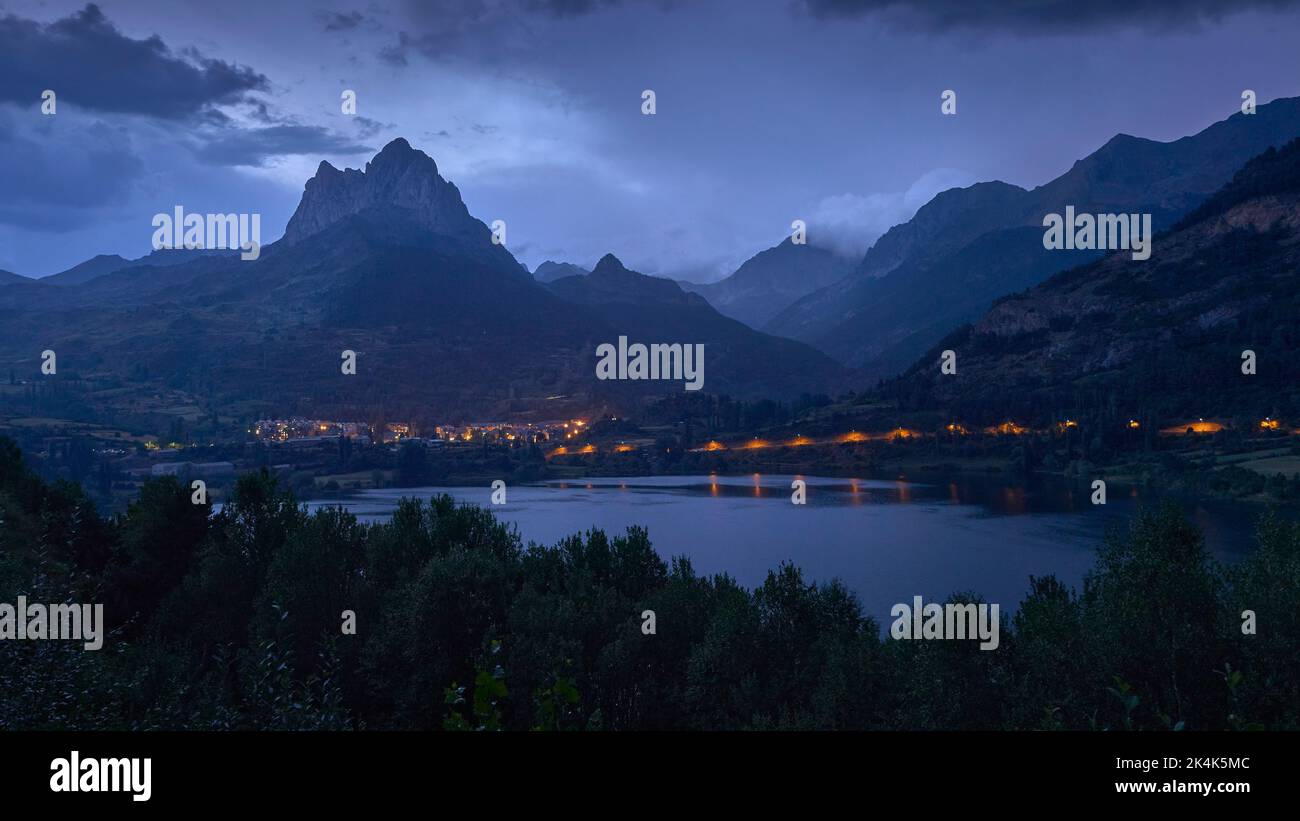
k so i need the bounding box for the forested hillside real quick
[891,138,1300,427]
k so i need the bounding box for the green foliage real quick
[443,641,508,731]
[532,674,581,731]
[1,435,1298,731]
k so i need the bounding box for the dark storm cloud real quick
[193,124,373,167]
[0,4,268,119]
[799,0,1300,31]
[521,0,622,17]
[521,0,685,16]
[379,0,674,64]
[322,10,367,31]
[352,116,392,139]
[0,4,372,177]
[378,32,413,66]
[0,114,145,231]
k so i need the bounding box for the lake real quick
[303,473,1267,623]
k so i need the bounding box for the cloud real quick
[321,11,367,31]
[806,168,978,259]
[378,33,412,66]
[522,0,624,17]
[798,0,1300,31]
[191,124,374,168]
[0,4,268,119]
[352,116,392,139]
[0,4,381,172]
[0,111,145,231]
[380,0,676,64]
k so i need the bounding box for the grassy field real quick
[0,415,155,444]
[1236,454,1300,475]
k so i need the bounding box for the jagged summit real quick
[281,138,478,246]
[362,137,439,182]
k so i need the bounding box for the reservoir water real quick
[302,473,1266,623]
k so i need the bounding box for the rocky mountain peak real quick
[281,138,476,246]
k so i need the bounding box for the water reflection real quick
[303,472,1273,623]
[896,480,911,504]
[1001,486,1027,515]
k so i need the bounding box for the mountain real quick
[894,137,1300,422]
[40,249,239,287]
[533,261,589,282]
[281,138,521,271]
[856,182,1030,280]
[0,139,848,424]
[550,254,702,306]
[0,270,29,286]
[766,96,1300,378]
[773,226,1102,381]
[548,254,849,399]
[41,254,131,286]
[680,239,855,328]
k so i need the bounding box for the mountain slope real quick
[40,249,238,287]
[0,139,848,422]
[857,181,1030,280]
[680,239,855,328]
[781,227,1102,377]
[549,254,850,399]
[895,137,1300,421]
[533,261,589,283]
[766,96,1300,377]
[40,254,130,286]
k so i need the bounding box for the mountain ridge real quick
[680,238,856,328]
[765,95,1300,378]
[891,135,1300,422]
[533,260,590,283]
[0,140,848,422]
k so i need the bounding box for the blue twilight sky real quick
[1,0,1299,281]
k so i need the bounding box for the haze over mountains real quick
[0,139,846,423]
[764,96,1300,379]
